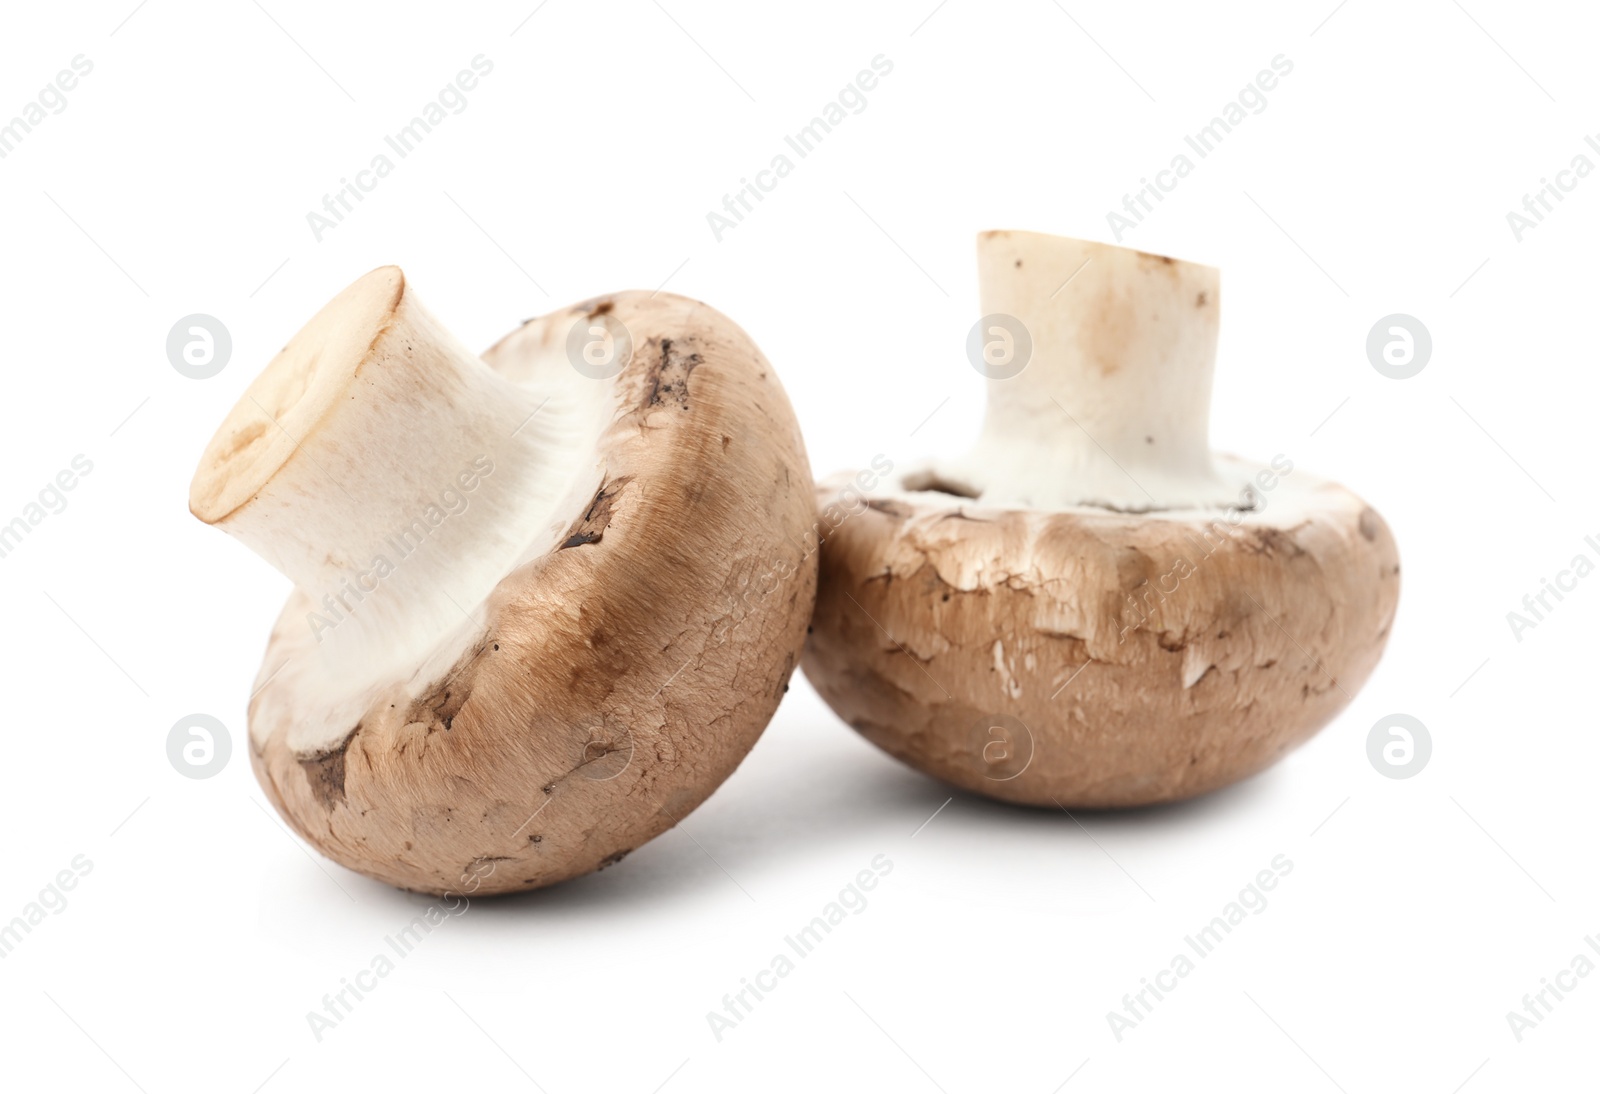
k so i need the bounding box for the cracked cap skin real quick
[225,282,817,896]
[802,470,1399,808]
[801,230,1399,810]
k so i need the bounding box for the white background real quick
[0,1,1594,1090]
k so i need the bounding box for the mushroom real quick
[802,231,1399,808]
[190,267,817,894]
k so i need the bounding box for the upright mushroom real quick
[191,267,817,894]
[803,231,1399,808]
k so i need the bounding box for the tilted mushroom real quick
[803,231,1399,808]
[190,267,817,894]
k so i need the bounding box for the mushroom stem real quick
[955,231,1237,512]
[190,267,598,681]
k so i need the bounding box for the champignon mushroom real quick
[803,231,1399,808]
[190,267,817,894]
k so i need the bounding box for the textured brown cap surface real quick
[239,290,817,894]
[803,473,1398,807]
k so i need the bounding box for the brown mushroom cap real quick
[801,232,1399,808]
[804,463,1398,807]
[194,271,817,895]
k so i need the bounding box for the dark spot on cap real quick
[644,337,702,410]
[561,476,632,549]
[300,735,353,810]
[1358,508,1380,541]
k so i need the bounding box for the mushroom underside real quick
[221,286,817,895]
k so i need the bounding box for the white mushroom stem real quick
[938,232,1241,512]
[190,267,601,686]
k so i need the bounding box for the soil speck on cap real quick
[561,477,632,549]
[406,646,487,734]
[1358,508,1380,541]
[300,735,352,810]
[644,338,702,410]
